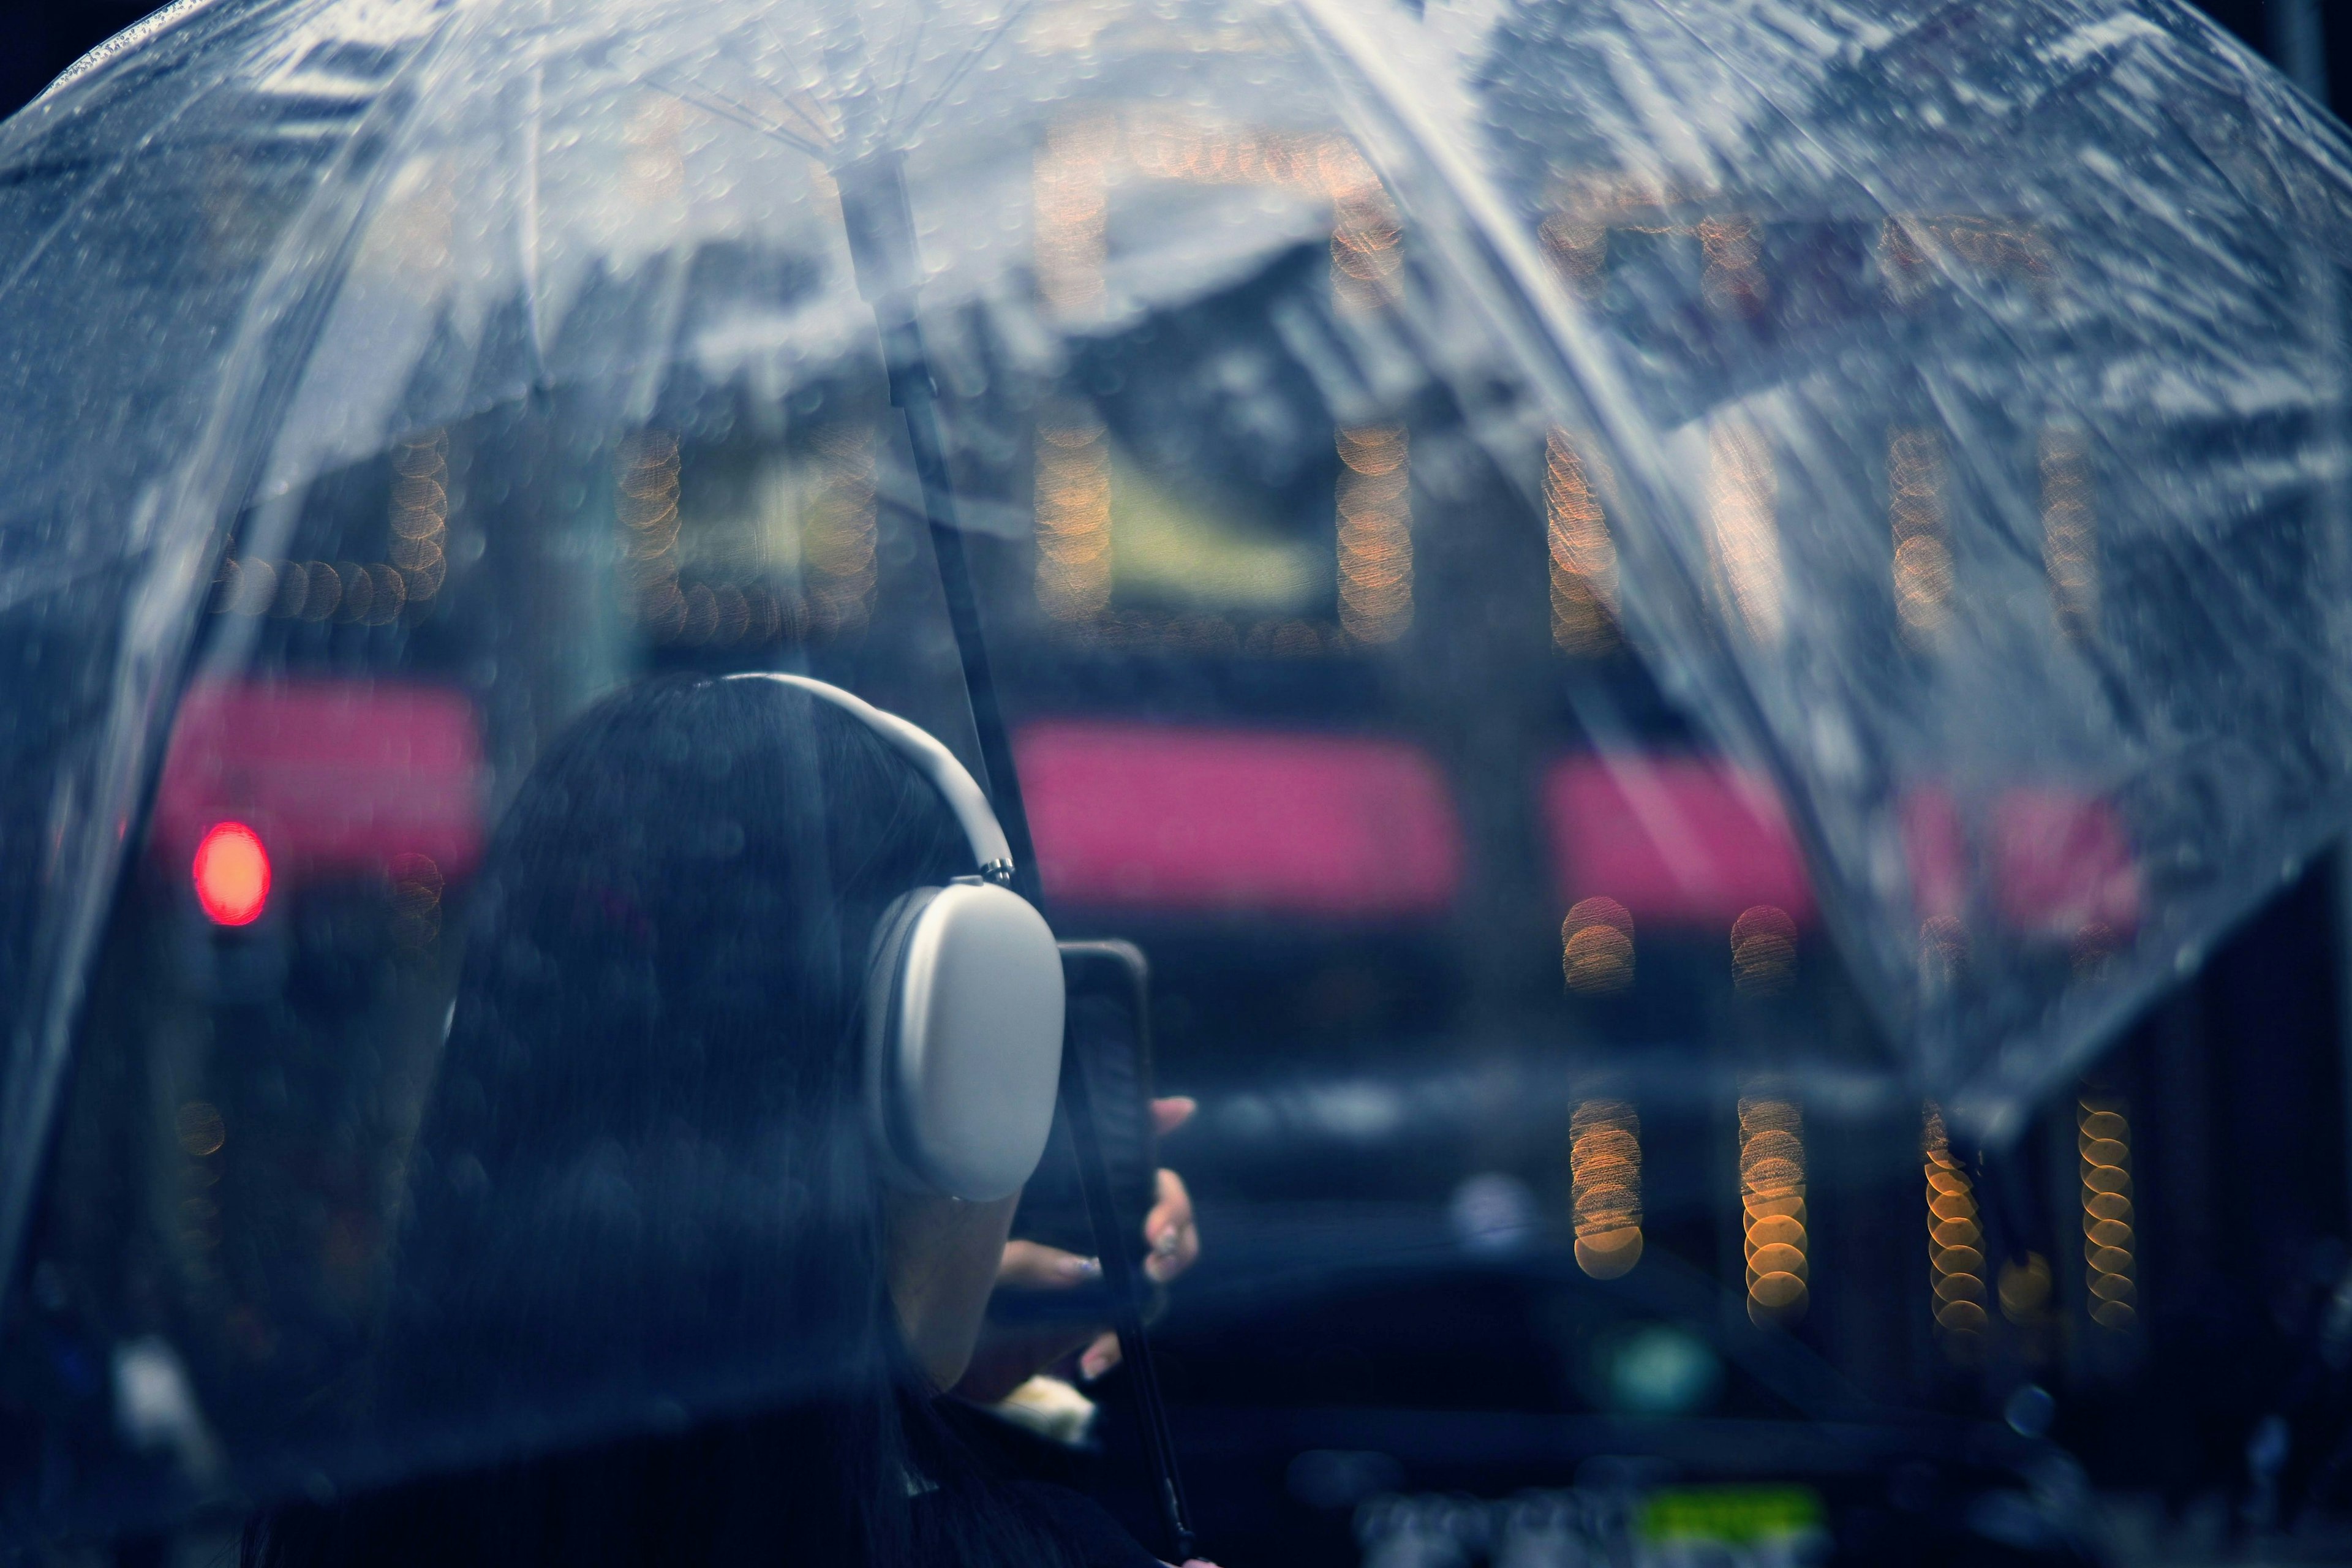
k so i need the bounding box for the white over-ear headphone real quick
[726,674,1065,1202]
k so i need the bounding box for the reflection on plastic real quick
[1707,417,1781,647]
[111,1337,220,1484]
[2040,429,2098,643]
[1447,1172,1538,1258]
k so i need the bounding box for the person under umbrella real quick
[244,674,1212,1568]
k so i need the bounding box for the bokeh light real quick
[1036,416,1114,623]
[192,821,270,927]
[1335,426,1412,644]
[803,425,880,637]
[1740,1096,1807,1325]
[1545,430,1618,654]
[2079,1099,2136,1332]
[620,96,687,214]
[388,853,444,953]
[1888,426,1951,646]
[1039,115,1403,317]
[1570,1099,1642,1280]
[206,425,449,627]
[175,1101,225,1159]
[614,426,851,646]
[1561,896,1634,995]
[1731,904,1797,997]
[1033,115,1114,312]
[1597,1325,1721,1415]
[617,429,684,633]
[389,427,450,603]
[1923,1104,1988,1354]
[1999,1253,2054,1325]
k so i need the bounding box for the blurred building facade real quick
[9,1,2352,1562]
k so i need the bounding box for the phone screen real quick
[1000,940,1159,1319]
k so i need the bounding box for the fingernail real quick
[1153,1229,1180,1256]
[1058,1255,1102,1281]
[1080,1351,1112,1380]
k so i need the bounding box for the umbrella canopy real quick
[2,0,2349,1539]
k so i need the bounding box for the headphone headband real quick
[727,673,1016,885]
[726,671,1060,1202]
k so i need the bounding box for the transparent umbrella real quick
[2,0,2349,1542]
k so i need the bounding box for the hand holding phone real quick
[954,1096,1198,1401]
[961,943,1204,1560]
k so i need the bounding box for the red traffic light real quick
[192,821,271,927]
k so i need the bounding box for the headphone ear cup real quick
[869,881,1065,1202]
[864,886,941,1190]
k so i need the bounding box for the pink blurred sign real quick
[152,680,486,881]
[1991,788,2142,938]
[1899,783,2141,938]
[1016,721,1463,916]
[1542,754,1814,927]
[1901,787,1970,924]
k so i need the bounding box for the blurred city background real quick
[12,2,2352,1566]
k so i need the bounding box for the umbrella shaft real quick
[878,314,1039,884]
[880,326,1200,1561]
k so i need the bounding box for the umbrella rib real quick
[903,0,1036,142]
[752,20,849,149]
[883,6,931,134]
[518,0,552,394]
[643,69,831,162]
[771,85,844,153]
[649,0,1031,172]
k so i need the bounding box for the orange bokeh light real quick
[193,821,271,926]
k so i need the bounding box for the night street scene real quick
[9,0,2352,1564]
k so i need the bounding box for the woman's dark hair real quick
[245,674,1084,1568]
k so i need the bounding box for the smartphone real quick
[998,940,1159,1322]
